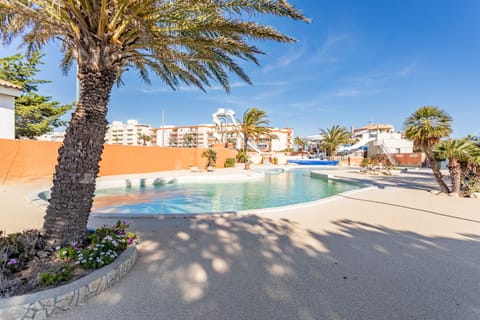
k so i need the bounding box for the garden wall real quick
[0,139,237,183]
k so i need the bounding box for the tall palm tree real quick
[320,125,350,159]
[433,139,476,195]
[237,107,273,152]
[294,136,307,158]
[0,0,308,245]
[404,106,452,193]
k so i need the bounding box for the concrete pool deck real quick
[2,167,480,319]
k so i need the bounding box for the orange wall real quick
[0,139,237,183]
[392,153,425,166]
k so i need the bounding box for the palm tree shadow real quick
[78,214,480,320]
[338,194,480,224]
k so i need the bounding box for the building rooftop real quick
[0,79,23,90]
[354,124,394,132]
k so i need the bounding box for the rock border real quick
[0,246,137,320]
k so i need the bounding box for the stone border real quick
[0,246,137,320]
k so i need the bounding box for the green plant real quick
[201,149,217,169]
[39,264,73,286]
[57,246,78,261]
[236,150,249,163]
[359,158,371,168]
[58,220,137,270]
[224,158,235,168]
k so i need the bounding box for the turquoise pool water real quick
[92,168,361,215]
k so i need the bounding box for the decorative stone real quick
[55,292,74,309]
[1,305,27,320]
[29,301,43,311]
[36,251,49,259]
[106,270,118,285]
[95,277,107,294]
[430,190,441,195]
[40,298,55,307]
[24,309,36,318]
[77,286,88,305]
[45,306,55,317]
[33,310,47,320]
[88,278,101,293]
[448,192,459,197]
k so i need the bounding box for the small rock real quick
[36,250,49,259]
[470,192,480,199]
[430,190,441,195]
[448,192,459,198]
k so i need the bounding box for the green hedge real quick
[224,158,235,168]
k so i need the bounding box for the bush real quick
[57,220,137,270]
[236,150,248,163]
[39,264,73,286]
[224,158,235,168]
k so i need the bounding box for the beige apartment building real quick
[105,120,153,146]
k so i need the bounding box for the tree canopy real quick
[0,52,72,138]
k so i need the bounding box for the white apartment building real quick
[153,123,293,151]
[0,79,22,139]
[37,131,66,142]
[153,124,216,148]
[105,120,153,146]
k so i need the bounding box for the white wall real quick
[0,92,17,139]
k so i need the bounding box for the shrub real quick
[236,150,248,163]
[224,158,235,168]
[39,264,73,286]
[57,220,137,270]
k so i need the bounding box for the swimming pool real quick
[92,168,361,215]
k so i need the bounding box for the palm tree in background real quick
[183,133,195,148]
[433,139,476,195]
[320,125,351,159]
[404,106,452,193]
[0,0,308,244]
[294,136,307,158]
[237,108,273,152]
[201,148,217,169]
[137,133,151,146]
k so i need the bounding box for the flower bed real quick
[1,221,137,298]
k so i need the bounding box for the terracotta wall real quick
[392,152,425,167]
[0,139,237,183]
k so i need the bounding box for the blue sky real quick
[2,0,480,138]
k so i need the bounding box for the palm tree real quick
[294,136,307,158]
[0,0,308,245]
[237,108,273,152]
[320,125,350,159]
[404,106,452,193]
[137,133,151,146]
[201,148,217,169]
[183,133,195,148]
[433,139,476,195]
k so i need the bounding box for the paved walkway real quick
[3,168,480,319]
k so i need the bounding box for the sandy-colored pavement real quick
[2,168,480,319]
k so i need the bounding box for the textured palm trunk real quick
[424,147,450,194]
[43,68,117,245]
[448,159,462,195]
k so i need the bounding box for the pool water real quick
[92,168,360,215]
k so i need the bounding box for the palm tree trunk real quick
[448,159,462,195]
[43,69,117,245]
[424,148,450,193]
